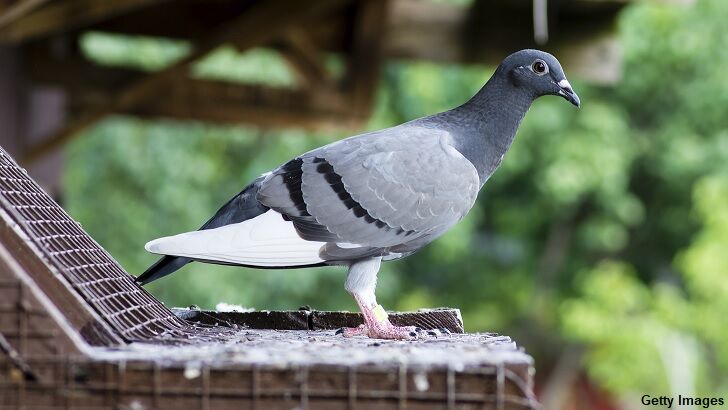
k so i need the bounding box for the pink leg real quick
[341,294,419,339]
[336,257,449,340]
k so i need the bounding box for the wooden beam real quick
[66,78,360,130]
[0,0,172,44]
[22,42,361,129]
[134,97,364,131]
[0,0,49,29]
[277,27,334,90]
[0,45,66,197]
[385,0,624,84]
[0,46,23,156]
[148,79,350,116]
[83,0,626,84]
[173,307,465,334]
[343,0,389,116]
[23,41,138,91]
[22,0,351,165]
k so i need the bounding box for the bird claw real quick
[337,324,368,338]
[336,323,452,340]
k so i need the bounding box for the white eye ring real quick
[531,59,549,75]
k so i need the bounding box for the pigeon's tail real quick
[136,255,191,285]
[136,176,270,285]
[144,209,328,268]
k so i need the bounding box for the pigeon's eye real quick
[531,60,548,75]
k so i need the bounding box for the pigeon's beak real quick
[557,79,580,108]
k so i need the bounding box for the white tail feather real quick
[145,210,325,267]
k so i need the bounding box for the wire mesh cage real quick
[0,145,540,409]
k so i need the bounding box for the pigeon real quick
[137,49,580,340]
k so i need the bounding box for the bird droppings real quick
[215,302,255,313]
[413,370,430,391]
[85,330,532,371]
[122,400,146,410]
[183,362,201,379]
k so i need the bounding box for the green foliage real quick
[80,31,189,71]
[192,46,298,87]
[81,32,298,86]
[63,0,728,402]
[558,0,728,401]
[561,261,666,393]
[561,174,728,399]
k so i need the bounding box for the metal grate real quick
[0,357,540,409]
[0,147,236,344]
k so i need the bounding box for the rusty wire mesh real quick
[0,356,539,409]
[0,254,537,409]
[0,147,236,344]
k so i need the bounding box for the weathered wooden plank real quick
[174,309,311,331]
[173,307,465,334]
[312,308,465,333]
[0,0,171,43]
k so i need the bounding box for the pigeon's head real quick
[498,49,580,108]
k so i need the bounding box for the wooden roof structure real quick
[0,0,627,169]
[0,145,539,408]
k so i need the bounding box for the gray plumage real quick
[258,126,479,262]
[138,49,580,285]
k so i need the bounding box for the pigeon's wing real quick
[149,125,480,267]
[258,125,480,250]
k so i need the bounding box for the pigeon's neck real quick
[446,73,535,186]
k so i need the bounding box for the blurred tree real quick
[559,0,728,401]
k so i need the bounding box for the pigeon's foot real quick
[336,323,452,340]
[336,302,454,340]
[343,263,452,340]
[337,322,419,340]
